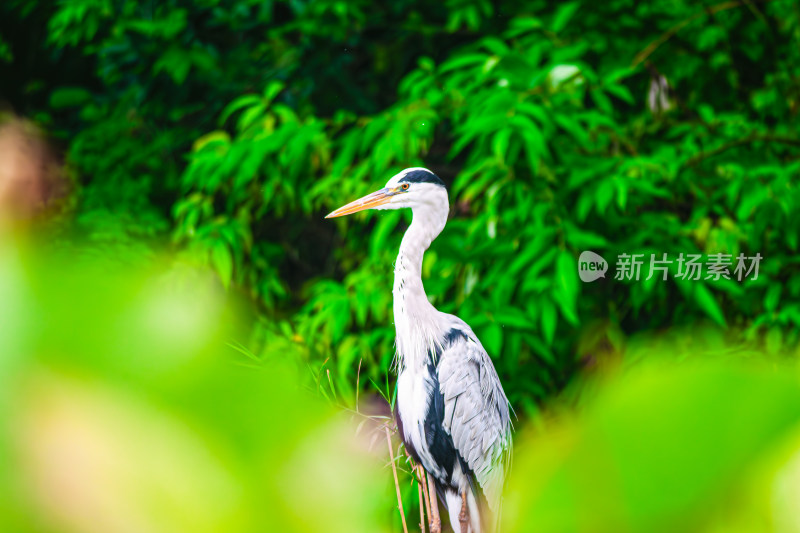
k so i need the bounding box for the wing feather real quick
[438,330,512,513]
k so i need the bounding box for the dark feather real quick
[399,169,446,188]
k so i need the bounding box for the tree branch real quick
[632,0,775,67]
[682,134,800,168]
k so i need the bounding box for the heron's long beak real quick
[325,188,394,218]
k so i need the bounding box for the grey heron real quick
[327,168,512,532]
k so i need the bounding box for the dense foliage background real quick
[5,0,800,412]
[2,1,800,531]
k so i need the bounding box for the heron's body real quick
[327,168,512,532]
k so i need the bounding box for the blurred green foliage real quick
[4,244,800,533]
[504,357,800,533]
[3,0,800,413]
[0,242,391,532]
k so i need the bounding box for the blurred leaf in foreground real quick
[504,360,800,533]
[0,241,389,533]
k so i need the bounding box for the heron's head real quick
[325,168,448,219]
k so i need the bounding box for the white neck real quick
[393,202,448,371]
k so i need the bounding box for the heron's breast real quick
[396,366,440,474]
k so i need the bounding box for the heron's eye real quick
[401,183,410,191]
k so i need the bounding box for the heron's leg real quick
[426,472,441,533]
[459,489,469,533]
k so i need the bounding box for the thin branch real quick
[741,0,771,32]
[386,427,409,533]
[418,469,427,533]
[418,465,431,533]
[631,0,775,67]
[682,134,800,168]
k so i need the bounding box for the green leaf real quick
[595,180,614,215]
[479,37,510,56]
[553,114,589,146]
[565,223,608,249]
[482,321,503,356]
[370,211,401,258]
[153,46,191,84]
[219,94,263,126]
[764,284,781,312]
[439,53,489,74]
[49,87,91,109]
[192,130,230,152]
[541,297,557,345]
[605,83,634,104]
[553,251,580,326]
[592,89,614,115]
[694,284,726,327]
[494,307,534,329]
[263,80,285,105]
[492,129,512,161]
[237,102,267,131]
[552,2,580,33]
[211,242,233,289]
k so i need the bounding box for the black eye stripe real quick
[397,169,446,187]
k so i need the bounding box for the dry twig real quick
[418,465,432,522]
[417,472,426,533]
[385,426,409,533]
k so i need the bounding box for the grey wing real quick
[437,330,512,512]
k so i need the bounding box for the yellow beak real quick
[325,188,394,218]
